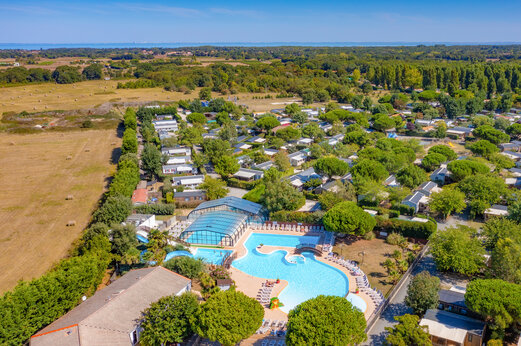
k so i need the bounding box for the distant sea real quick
[1,42,520,50]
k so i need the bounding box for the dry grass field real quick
[0,79,318,116]
[333,237,401,296]
[0,129,119,293]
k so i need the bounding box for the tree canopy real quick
[323,201,376,236]
[350,159,389,182]
[473,125,510,144]
[314,156,350,179]
[447,159,490,181]
[384,314,431,346]
[163,256,206,279]
[428,145,457,160]
[396,164,427,188]
[192,290,264,346]
[256,116,280,132]
[428,188,466,219]
[286,295,367,346]
[405,271,440,316]
[140,292,199,345]
[429,225,486,275]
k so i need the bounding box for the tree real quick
[122,128,138,154]
[314,157,349,179]
[507,200,521,225]
[82,63,103,80]
[110,224,138,257]
[145,230,174,264]
[429,226,486,275]
[421,153,447,171]
[396,164,427,189]
[199,87,212,100]
[52,65,82,84]
[483,217,521,249]
[472,115,494,127]
[318,182,357,211]
[373,114,396,131]
[274,151,291,172]
[405,271,440,315]
[506,123,521,140]
[291,112,307,124]
[490,238,521,284]
[140,293,199,345]
[447,159,490,181]
[187,112,206,124]
[343,130,372,147]
[473,125,510,144]
[202,138,231,161]
[163,256,206,279]
[256,116,280,132]
[214,155,239,178]
[141,143,163,178]
[285,103,301,115]
[465,279,521,330]
[467,139,499,157]
[192,290,264,346]
[198,176,228,200]
[351,159,389,182]
[428,188,466,219]
[276,126,301,141]
[302,122,325,139]
[458,174,506,217]
[428,145,457,160]
[92,195,132,225]
[286,295,367,346]
[261,180,305,212]
[323,201,376,236]
[384,314,431,346]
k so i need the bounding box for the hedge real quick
[0,255,107,344]
[134,203,175,215]
[375,217,437,239]
[226,178,259,190]
[270,210,325,224]
[391,203,415,216]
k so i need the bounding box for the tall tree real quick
[405,271,441,315]
[286,295,367,346]
[385,314,431,346]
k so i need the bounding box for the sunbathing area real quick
[164,198,384,343]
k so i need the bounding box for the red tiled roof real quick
[131,188,148,204]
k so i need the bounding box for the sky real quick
[1,0,521,44]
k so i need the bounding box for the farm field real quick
[0,79,320,116]
[0,129,119,293]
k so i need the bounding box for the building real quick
[287,167,325,189]
[174,190,207,205]
[383,175,400,187]
[124,214,157,235]
[288,150,309,167]
[296,138,314,146]
[499,141,521,152]
[165,155,191,165]
[446,126,473,138]
[162,163,197,175]
[431,165,450,185]
[131,188,148,205]
[152,119,178,132]
[417,181,441,196]
[161,146,191,156]
[30,267,191,346]
[180,197,267,246]
[438,289,478,318]
[484,204,509,220]
[420,309,486,346]
[172,175,204,189]
[233,168,264,181]
[247,135,267,144]
[502,150,521,161]
[253,160,275,171]
[402,191,429,213]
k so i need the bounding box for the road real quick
[363,251,469,345]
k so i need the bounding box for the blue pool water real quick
[232,233,364,313]
[164,248,232,265]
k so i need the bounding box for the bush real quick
[163,256,206,279]
[226,178,258,190]
[391,203,415,216]
[376,217,437,239]
[386,233,406,245]
[242,184,265,203]
[134,203,175,215]
[270,211,325,224]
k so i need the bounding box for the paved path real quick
[363,250,468,345]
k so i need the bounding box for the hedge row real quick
[226,177,259,190]
[270,210,325,224]
[375,216,437,239]
[134,203,175,215]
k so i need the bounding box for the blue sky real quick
[1,0,520,43]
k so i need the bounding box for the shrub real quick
[270,210,325,224]
[376,217,437,239]
[163,256,206,279]
[386,233,406,245]
[134,203,175,215]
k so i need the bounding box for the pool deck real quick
[227,227,376,323]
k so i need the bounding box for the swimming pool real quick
[232,233,366,313]
[164,248,233,265]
